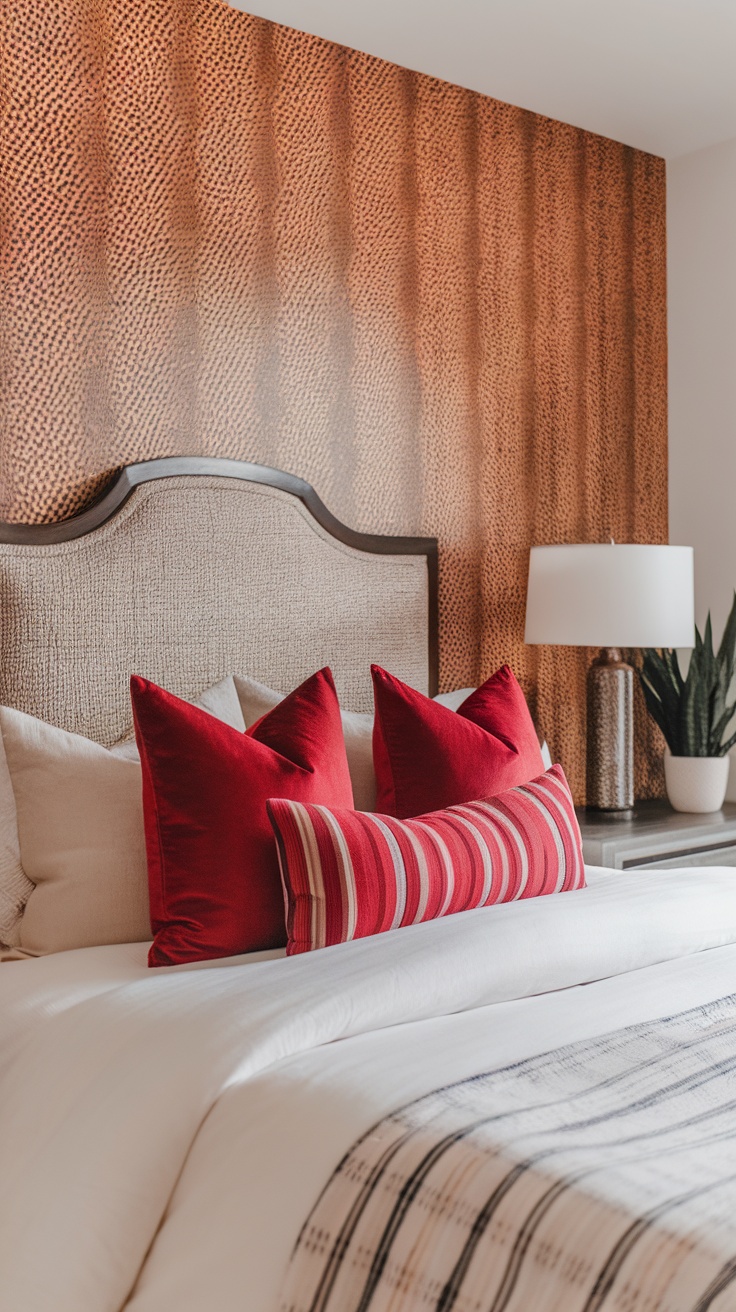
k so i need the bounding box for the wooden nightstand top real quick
[576,800,736,871]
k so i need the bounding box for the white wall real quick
[668,135,736,787]
[669,137,736,633]
[235,0,736,159]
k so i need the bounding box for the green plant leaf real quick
[702,618,722,754]
[682,627,717,755]
[718,728,736,756]
[640,595,736,757]
[711,698,736,748]
[640,676,673,751]
[640,648,686,755]
[712,592,736,752]
[717,591,736,687]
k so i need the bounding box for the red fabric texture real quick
[371,664,545,819]
[269,764,585,955]
[131,668,354,966]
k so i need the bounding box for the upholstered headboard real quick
[0,458,438,745]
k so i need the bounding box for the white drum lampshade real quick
[525,544,695,812]
[525,545,694,649]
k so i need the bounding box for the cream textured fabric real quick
[0,477,429,746]
[0,676,245,951]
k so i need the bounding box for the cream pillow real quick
[0,730,31,949]
[2,710,151,955]
[0,677,245,952]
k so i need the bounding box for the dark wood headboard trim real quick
[0,457,439,694]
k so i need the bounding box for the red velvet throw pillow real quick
[131,668,354,966]
[269,764,585,955]
[372,664,544,819]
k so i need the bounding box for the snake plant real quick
[640,592,736,757]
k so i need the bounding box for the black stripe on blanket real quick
[280,993,736,1312]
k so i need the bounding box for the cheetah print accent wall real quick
[0,0,667,800]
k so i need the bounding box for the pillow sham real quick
[132,668,354,966]
[372,664,545,819]
[268,764,585,955]
[0,676,245,952]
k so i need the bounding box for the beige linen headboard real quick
[0,458,438,745]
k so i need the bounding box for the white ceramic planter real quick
[664,752,730,814]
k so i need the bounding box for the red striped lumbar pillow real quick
[268,763,585,955]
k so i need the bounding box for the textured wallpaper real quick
[0,0,667,799]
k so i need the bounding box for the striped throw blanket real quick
[281,994,736,1312]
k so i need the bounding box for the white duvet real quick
[4,867,736,1312]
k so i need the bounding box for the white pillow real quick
[432,687,476,711]
[0,677,245,952]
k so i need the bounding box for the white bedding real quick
[4,866,736,1311]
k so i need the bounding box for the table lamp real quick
[524,544,695,813]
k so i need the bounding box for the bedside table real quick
[576,801,736,870]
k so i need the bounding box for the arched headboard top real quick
[0,458,438,744]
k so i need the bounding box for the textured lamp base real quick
[586,648,634,813]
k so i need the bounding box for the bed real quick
[2,458,736,1312]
